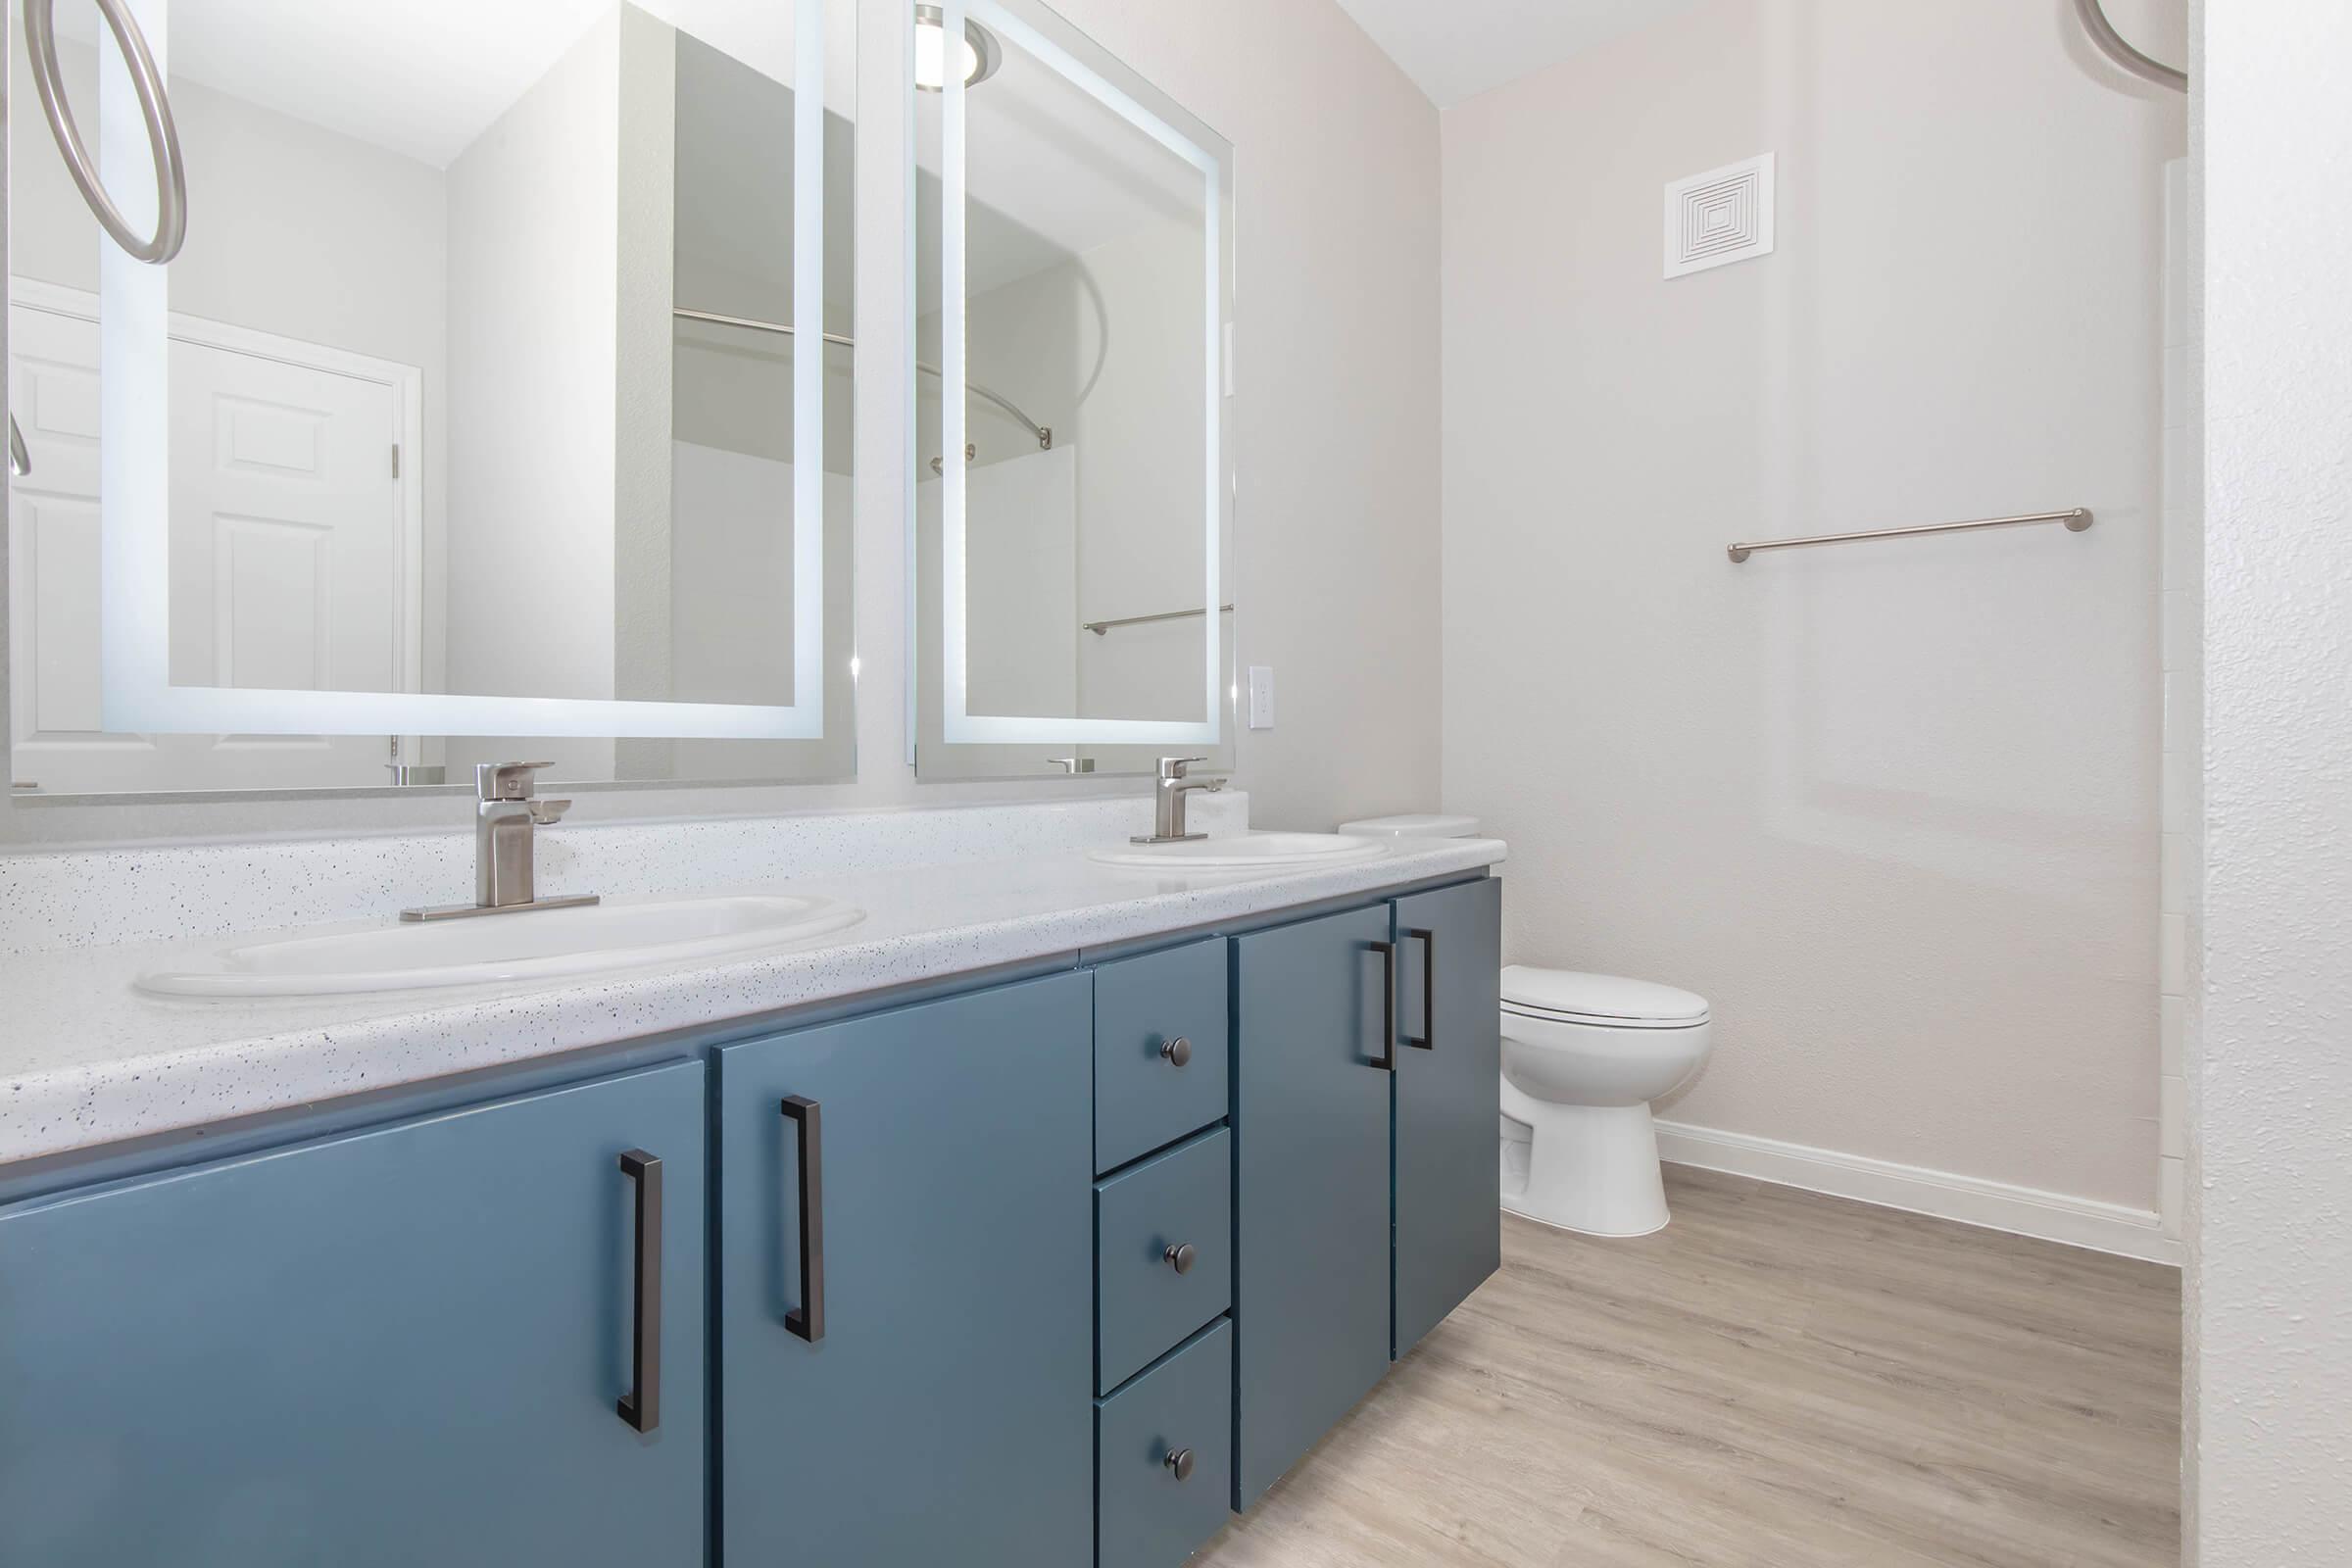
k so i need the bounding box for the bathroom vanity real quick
[0,819,1502,1568]
[0,0,1483,1557]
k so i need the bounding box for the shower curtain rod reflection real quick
[672,305,1054,451]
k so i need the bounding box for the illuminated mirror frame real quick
[933,0,1233,747]
[96,0,831,741]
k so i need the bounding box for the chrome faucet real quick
[401,762,600,922]
[1134,756,1228,845]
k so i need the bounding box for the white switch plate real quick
[1247,665,1275,730]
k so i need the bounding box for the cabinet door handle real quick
[781,1096,826,1343]
[1164,1241,1198,1275]
[1165,1446,1196,1482]
[1159,1035,1193,1068]
[1404,927,1438,1051]
[617,1150,662,1434]
[1370,941,1398,1072]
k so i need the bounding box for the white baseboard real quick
[1652,1119,2184,1266]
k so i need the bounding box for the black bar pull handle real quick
[781,1096,826,1343]
[617,1150,662,1434]
[1370,941,1398,1072]
[1405,927,1438,1051]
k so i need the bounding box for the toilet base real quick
[1499,1101,1673,1238]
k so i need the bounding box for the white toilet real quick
[1498,967,1711,1237]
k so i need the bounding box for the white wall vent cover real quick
[1663,154,1775,278]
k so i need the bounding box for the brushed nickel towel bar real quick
[1727,509,2093,564]
[672,306,1054,451]
[1083,605,1235,636]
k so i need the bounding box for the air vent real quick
[1663,154,1775,278]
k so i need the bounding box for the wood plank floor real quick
[1195,1167,2180,1568]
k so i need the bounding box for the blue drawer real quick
[1094,939,1229,1175]
[1098,1320,1234,1568]
[1096,1128,1232,1395]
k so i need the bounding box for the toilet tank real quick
[1335,813,1481,839]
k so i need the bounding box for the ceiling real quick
[1335,0,1707,109]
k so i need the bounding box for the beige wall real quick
[1441,0,2184,1207]
[3,0,1440,842]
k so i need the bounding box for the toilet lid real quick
[1500,965,1709,1027]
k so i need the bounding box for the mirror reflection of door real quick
[8,295,411,793]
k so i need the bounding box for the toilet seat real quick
[1500,965,1709,1030]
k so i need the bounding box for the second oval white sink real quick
[136,894,864,999]
[1088,832,1387,871]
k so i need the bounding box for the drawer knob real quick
[1163,1242,1198,1275]
[1165,1446,1195,1483]
[1159,1036,1193,1067]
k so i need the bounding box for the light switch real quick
[1247,665,1275,730]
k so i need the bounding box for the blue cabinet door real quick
[1393,877,1504,1355]
[1230,905,1395,1507]
[715,971,1094,1568]
[0,1061,708,1568]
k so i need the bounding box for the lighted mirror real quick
[911,0,1236,779]
[5,0,856,796]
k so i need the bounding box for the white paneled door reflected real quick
[8,300,407,794]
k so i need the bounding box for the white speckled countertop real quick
[0,798,1502,1165]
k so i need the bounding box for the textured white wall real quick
[1441,0,2184,1207]
[2191,1,2352,1558]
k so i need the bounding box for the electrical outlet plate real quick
[1247,665,1274,730]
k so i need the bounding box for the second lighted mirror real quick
[912,0,1236,778]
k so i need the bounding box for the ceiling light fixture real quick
[913,5,1002,91]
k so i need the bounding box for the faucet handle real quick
[477,760,556,802]
[1157,756,1209,781]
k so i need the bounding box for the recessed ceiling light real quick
[913,5,1002,92]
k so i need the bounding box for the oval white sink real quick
[136,894,864,1000]
[1088,832,1388,871]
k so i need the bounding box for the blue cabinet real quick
[1393,877,1504,1355]
[1229,904,1396,1507]
[714,971,1094,1568]
[0,1061,708,1568]
[1228,878,1506,1505]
